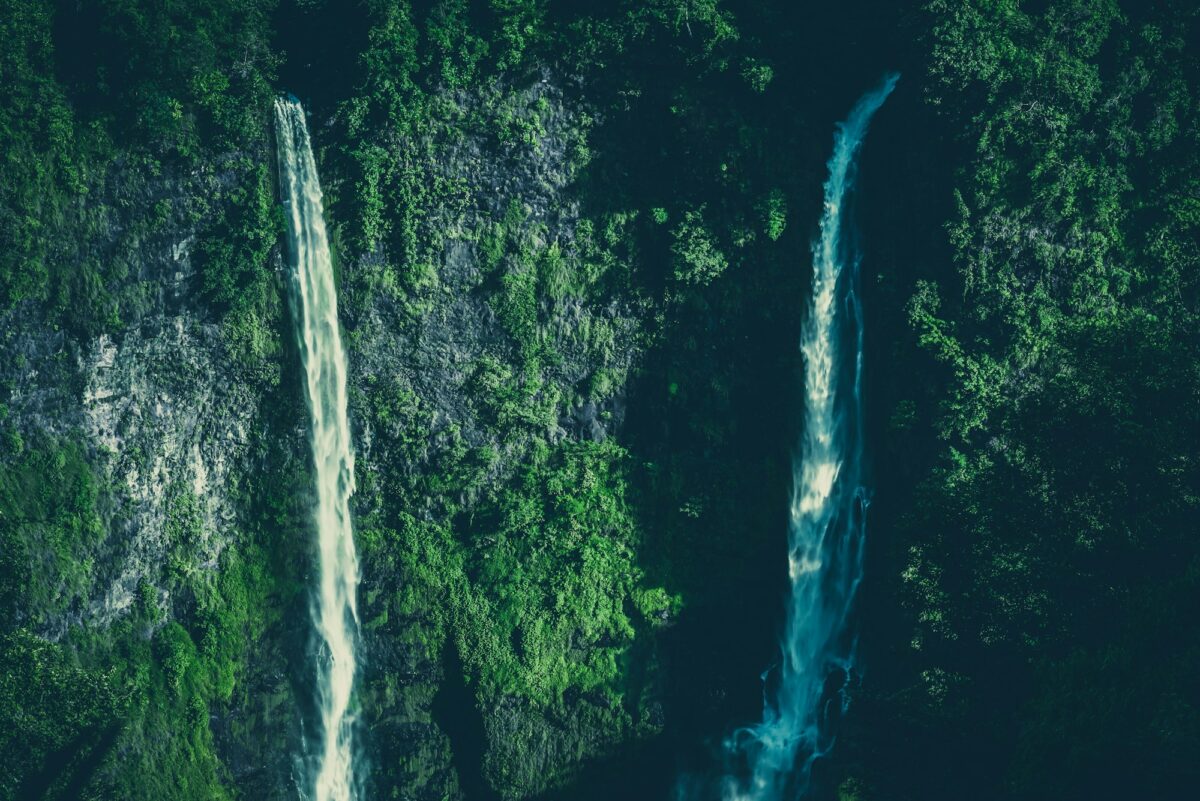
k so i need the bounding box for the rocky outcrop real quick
[1,157,278,635]
[1,68,653,801]
[344,73,651,800]
[0,149,306,798]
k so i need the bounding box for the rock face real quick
[347,75,639,467]
[1,70,653,801]
[2,159,275,636]
[81,315,255,625]
[341,73,654,801]
[0,149,307,797]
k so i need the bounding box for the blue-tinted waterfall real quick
[722,74,897,801]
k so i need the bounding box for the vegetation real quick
[458,440,651,705]
[0,7,288,787]
[852,2,1200,800]
[0,0,281,337]
[0,432,105,627]
[3,1,1199,800]
[196,161,287,377]
[0,630,123,801]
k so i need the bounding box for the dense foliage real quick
[0,0,281,338]
[2,0,1198,800]
[855,2,1200,800]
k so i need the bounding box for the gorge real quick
[1,3,1197,801]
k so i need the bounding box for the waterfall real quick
[275,97,361,801]
[722,74,897,801]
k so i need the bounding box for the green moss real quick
[456,440,663,707]
[493,260,540,355]
[155,622,198,693]
[196,162,285,379]
[0,432,105,627]
[1,0,278,337]
[0,630,124,801]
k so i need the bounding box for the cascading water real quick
[275,97,361,801]
[722,74,897,801]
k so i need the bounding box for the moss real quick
[456,440,664,707]
[0,432,105,627]
[493,259,540,354]
[196,162,286,379]
[741,58,775,93]
[1,0,278,337]
[0,630,124,801]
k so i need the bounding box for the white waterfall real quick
[723,74,897,801]
[275,97,361,801]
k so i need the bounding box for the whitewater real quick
[721,74,897,801]
[275,97,361,801]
